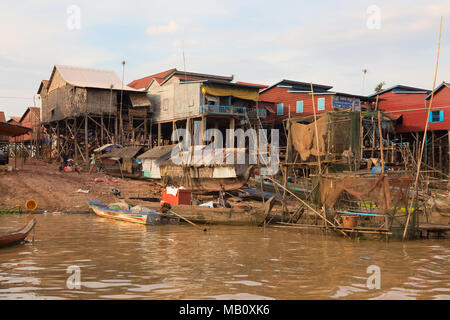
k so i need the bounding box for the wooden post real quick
[229,117,235,148]
[186,118,191,147]
[101,115,104,146]
[201,116,206,146]
[149,118,153,148]
[157,122,161,147]
[377,110,385,172]
[14,136,17,169]
[360,103,363,160]
[448,130,450,175]
[56,121,60,161]
[85,112,89,167]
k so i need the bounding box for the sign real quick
[332,95,360,111]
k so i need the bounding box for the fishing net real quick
[320,174,412,211]
[290,111,361,162]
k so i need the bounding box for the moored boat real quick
[0,218,37,248]
[129,196,280,226]
[429,197,450,217]
[87,200,179,225]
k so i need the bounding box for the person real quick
[89,154,96,174]
[59,152,68,172]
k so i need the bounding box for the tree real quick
[374,81,386,93]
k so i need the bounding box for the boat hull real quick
[88,200,179,225]
[0,218,36,248]
[128,197,280,226]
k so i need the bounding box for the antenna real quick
[120,60,125,144]
[362,69,368,95]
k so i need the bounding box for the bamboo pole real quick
[403,16,442,240]
[263,175,350,239]
[310,82,322,174]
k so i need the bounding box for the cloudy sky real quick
[0,0,449,118]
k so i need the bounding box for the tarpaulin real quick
[201,85,259,102]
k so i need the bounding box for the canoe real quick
[0,218,37,248]
[87,200,179,225]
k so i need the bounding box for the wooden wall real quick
[148,81,201,122]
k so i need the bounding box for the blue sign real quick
[332,96,360,111]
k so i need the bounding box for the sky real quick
[0,0,449,118]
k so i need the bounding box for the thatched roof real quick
[137,145,177,160]
[101,145,143,159]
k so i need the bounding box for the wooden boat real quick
[0,218,36,248]
[251,175,312,198]
[87,200,179,225]
[429,197,450,217]
[129,196,281,226]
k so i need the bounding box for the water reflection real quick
[0,214,448,299]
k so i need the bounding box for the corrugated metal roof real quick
[101,145,143,159]
[161,147,247,167]
[137,145,177,160]
[127,68,176,90]
[53,65,137,91]
[0,122,32,137]
[129,92,151,107]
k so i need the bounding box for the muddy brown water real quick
[0,214,449,300]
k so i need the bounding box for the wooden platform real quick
[418,223,450,238]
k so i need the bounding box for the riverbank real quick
[0,159,162,213]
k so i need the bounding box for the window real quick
[162,99,169,111]
[318,98,325,111]
[429,110,444,123]
[277,103,284,115]
[296,101,303,113]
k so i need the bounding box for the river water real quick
[0,214,448,300]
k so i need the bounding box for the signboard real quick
[332,95,360,111]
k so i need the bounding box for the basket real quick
[342,214,359,228]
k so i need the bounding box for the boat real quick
[251,175,312,198]
[128,196,281,226]
[429,197,450,217]
[87,200,180,225]
[0,218,36,248]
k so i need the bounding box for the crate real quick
[162,188,192,205]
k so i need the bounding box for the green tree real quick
[374,81,386,93]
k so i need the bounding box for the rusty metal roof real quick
[52,65,138,91]
[101,145,143,159]
[137,145,177,160]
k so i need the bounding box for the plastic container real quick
[162,188,191,205]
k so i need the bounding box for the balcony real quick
[201,104,267,118]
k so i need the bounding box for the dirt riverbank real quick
[0,159,162,213]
